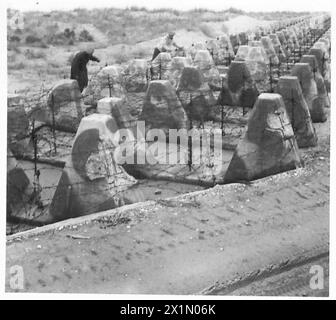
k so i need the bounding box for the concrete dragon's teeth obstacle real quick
[205,39,221,65]
[261,36,280,65]
[291,63,327,123]
[168,56,192,89]
[97,96,136,129]
[309,46,331,92]
[193,50,221,90]
[318,38,330,51]
[220,60,259,109]
[139,80,188,133]
[30,79,84,132]
[276,76,318,148]
[217,34,235,58]
[308,47,327,75]
[300,55,330,108]
[49,113,138,221]
[235,45,269,92]
[230,34,240,54]
[7,94,32,157]
[177,66,217,124]
[238,32,248,46]
[235,45,250,60]
[7,148,33,216]
[224,93,302,183]
[269,33,287,62]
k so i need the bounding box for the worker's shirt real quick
[157,36,178,52]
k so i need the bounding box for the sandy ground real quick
[225,256,329,296]
[5,114,330,294]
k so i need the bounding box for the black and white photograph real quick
[2,0,334,300]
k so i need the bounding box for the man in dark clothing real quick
[70,48,100,92]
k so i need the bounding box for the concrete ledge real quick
[6,166,306,242]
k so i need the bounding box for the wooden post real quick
[31,120,40,195]
[220,77,225,136]
[188,94,193,171]
[269,58,273,93]
[291,89,295,132]
[51,93,57,154]
[277,48,282,79]
[321,53,325,76]
[107,74,112,97]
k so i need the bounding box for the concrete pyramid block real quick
[269,34,287,62]
[224,93,301,183]
[228,60,253,93]
[193,50,221,89]
[235,45,250,60]
[313,41,329,59]
[177,66,216,123]
[7,149,33,216]
[261,36,279,65]
[31,80,84,132]
[168,56,192,88]
[7,94,32,157]
[277,76,317,148]
[295,29,304,46]
[217,35,235,59]
[308,48,326,74]
[230,34,240,54]
[319,38,330,51]
[309,47,331,91]
[97,97,136,129]
[246,47,269,80]
[238,32,248,45]
[287,29,299,49]
[49,114,137,220]
[301,55,330,108]
[276,31,287,47]
[139,80,188,133]
[235,45,268,91]
[291,63,327,123]
[206,39,222,65]
[223,60,259,108]
[255,27,263,38]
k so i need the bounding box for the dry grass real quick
[24,49,46,60]
[7,7,310,91]
[8,7,309,49]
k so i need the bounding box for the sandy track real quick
[224,256,329,296]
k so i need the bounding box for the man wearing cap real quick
[152,31,183,61]
[70,48,100,92]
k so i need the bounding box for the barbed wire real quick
[8,23,330,161]
[7,17,330,228]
